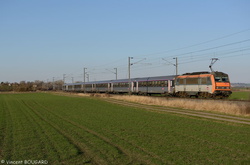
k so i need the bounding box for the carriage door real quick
[168,80,171,92]
[110,83,113,92]
[131,82,134,93]
[133,81,138,93]
[108,83,113,92]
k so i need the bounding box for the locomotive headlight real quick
[216,86,230,89]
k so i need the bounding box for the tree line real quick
[0,80,64,92]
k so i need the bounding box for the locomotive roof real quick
[181,71,228,76]
[182,71,210,75]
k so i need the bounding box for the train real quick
[63,71,232,98]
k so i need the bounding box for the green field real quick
[0,93,250,164]
[229,91,250,100]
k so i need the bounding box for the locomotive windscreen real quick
[214,72,229,82]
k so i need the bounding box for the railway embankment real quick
[54,92,250,117]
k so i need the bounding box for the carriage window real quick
[186,78,198,85]
[97,83,107,87]
[155,81,159,87]
[143,82,146,87]
[148,82,151,86]
[176,79,179,85]
[152,81,155,86]
[207,77,212,85]
[75,85,81,89]
[155,81,158,86]
[176,78,184,85]
[180,79,185,85]
[138,82,142,86]
[140,82,145,87]
[201,78,207,85]
[161,81,166,87]
[86,84,92,88]
[161,81,165,87]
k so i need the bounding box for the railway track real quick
[103,98,250,125]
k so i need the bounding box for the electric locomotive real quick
[175,71,232,98]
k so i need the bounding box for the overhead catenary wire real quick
[81,30,250,72]
[133,28,250,58]
[162,39,250,59]
[63,29,250,82]
[90,44,250,80]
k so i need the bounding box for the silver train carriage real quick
[63,75,176,95]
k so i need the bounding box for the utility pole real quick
[86,74,89,82]
[173,57,178,75]
[106,68,118,80]
[114,68,117,80]
[63,74,66,84]
[128,57,147,94]
[162,57,178,75]
[53,77,55,90]
[128,57,133,94]
[71,77,74,83]
[62,74,66,90]
[83,68,87,92]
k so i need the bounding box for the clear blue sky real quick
[1,0,250,83]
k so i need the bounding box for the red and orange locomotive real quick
[175,71,232,98]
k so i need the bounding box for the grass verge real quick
[74,93,250,116]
